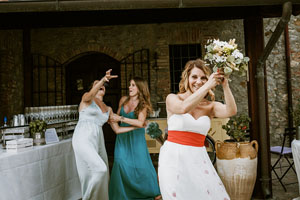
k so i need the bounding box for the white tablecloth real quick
[292,139,300,196]
[0,139,81,200]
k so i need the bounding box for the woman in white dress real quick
[158,59,237,200]
[72,69,137,200]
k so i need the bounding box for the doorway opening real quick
[65,52,120,158]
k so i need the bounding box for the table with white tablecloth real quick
[292,139,300,197]
[0,138,81,200]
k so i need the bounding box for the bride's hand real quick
[206,72,223,89]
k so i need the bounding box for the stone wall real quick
[265,15,300,145]
[30,20,247,112]
[0,16,299,146]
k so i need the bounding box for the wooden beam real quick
[0,0,300,13]
[244,15,272,199]
[0,5,298,29]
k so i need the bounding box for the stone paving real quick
[270,154,299,200]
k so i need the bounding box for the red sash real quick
[167,130,206,147]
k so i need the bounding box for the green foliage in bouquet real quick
[293,100,300,127]
[146,121,163,139]
[29,120,47,136]
[204,39,249,78]
[222,114,251,142]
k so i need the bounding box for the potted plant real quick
[222,113,251,142]
[29,120,47,145]
[215,114,258,200]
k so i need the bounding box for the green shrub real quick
[222,114,251,142]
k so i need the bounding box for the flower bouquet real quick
[146,121,165,145]
[204,39,250,79]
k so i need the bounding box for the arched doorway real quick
[65,52,120,158]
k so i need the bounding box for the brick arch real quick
[56,44,124,65]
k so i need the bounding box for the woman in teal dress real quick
[72,69,137,200]
[109,77,161,200]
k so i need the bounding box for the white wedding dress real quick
[158,113,230,200]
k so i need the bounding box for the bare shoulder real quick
[120,96,128,103]
[166,93,180,101]
[81,92,91,102]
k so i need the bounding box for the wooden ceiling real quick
[0,0,299,29]
[0,0,300,12]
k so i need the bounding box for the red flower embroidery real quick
[172,192,176,197]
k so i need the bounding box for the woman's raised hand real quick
[206,72,224,89]
[103,69,118,82]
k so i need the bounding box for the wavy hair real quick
[178,58,215,100]
[123,77,153,117]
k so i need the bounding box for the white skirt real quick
[158,141,230,200]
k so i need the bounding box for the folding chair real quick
[270,127,297,191]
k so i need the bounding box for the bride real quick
[158,59,237,200]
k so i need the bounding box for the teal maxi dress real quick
[109,106,161,200]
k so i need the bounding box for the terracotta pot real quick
[215,140,258,200]
[215,141,239,159]
[239,141,258,159]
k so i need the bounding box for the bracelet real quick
[120,116,125,123]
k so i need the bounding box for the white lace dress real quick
[158,114,230,200]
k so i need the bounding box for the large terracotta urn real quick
[215,140,258,200]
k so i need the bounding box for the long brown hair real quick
[178,58,215,100]
[123,77,153,117]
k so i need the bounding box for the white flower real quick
[232,49,244,59]
[212,55,222,63]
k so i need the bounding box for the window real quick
[169,44,202,93]
[32,54,63,106]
